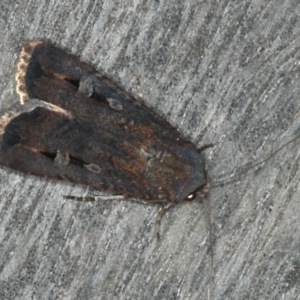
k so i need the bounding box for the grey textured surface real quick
[1,1,300,299]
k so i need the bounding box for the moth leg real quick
[199,183,214,289]
[198,183,210,199]
[155,202,175,241]
[198,143,214,152]
[64,195,125,201]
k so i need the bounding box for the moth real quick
[0,40,210,228]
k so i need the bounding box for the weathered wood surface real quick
[0,1,300,299]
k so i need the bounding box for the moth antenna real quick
[155,202,175,241]
[208,134,300,186]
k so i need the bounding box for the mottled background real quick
[0,1,300,299]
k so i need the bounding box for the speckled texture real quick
[0,1,300,299]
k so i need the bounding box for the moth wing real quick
[1,40,207,202]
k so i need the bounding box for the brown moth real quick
[0,40,210,231]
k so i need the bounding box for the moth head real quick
[185,183,210,202]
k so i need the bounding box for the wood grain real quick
[0,1,300,299]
